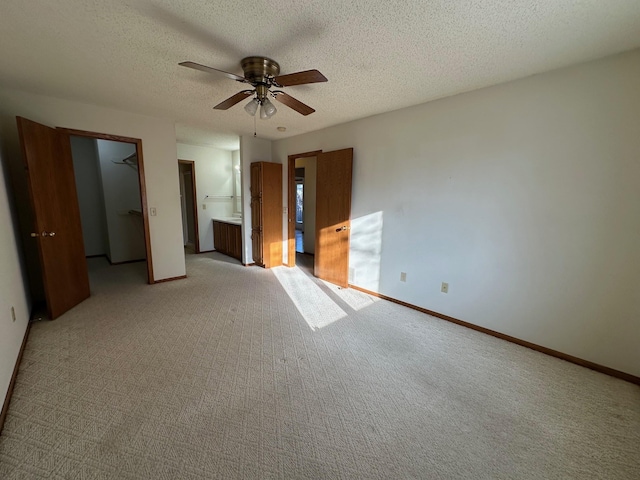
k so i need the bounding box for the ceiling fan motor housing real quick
[241,56,280,84]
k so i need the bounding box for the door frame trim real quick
[57,127,154,284]
[178,160,200,253]
[287,150,322,267]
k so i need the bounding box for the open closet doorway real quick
[178,160,200,254]
[63,128,153,286]
[16,118,153,320]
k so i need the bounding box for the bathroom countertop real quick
[212,217,242,226]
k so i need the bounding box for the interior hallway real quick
[295,230,304,254]
[1,253,638,479]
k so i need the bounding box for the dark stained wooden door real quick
[250,162,263,266]
[314,148,353,288]
[17,117,90,319]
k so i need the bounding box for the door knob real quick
[335,226,350,232]
[30,232,39,237]
[47,232,56,237]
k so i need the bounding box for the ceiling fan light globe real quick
[244,98,259,116]
[262,98,277,118]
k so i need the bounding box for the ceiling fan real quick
[179,56,327,119]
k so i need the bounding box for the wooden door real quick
[314,148,353,287]
[17,117,90,319]
[261,163,283,268]
[252,228,263,266]
[178,160,200,253]
[250,163,263,265]
[213,221,222,251]
[229,225,241,260]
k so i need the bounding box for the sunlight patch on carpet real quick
[320,279,380,311]
[272,266,347,330]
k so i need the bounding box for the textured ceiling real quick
[1,1,640,150]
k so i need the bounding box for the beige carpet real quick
[1,252,638,479]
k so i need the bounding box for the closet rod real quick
[112,152,138,165]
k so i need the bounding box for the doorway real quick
[16,119,154,320]
[62,128,153,285]
[295,179,304,253]
[294,157,317,256]
[287,151,321,267]
[178,160,200,254]
[70,136,148,268]
[287,149,353,287]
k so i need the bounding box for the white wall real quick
[0,87,185,281]
[70,136,109,257]
[239,136,274,264]
[295,157,317,254]
[0,139,30,411]
[177,143,234,252]
[272,49,640,377]
[96,140,146,263]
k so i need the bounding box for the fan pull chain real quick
[254,114,257,137]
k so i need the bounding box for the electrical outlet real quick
[441,282,449,293]
[400,272,407,282]
[202,204,206,210]
[150,207,157,216]
[11,306,16,322]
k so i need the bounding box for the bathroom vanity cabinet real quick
[213,219,242,261]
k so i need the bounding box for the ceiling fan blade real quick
[274,69,327,87]
[214,90,254,110]
[179,61,246,82]
[273,92,315,116]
